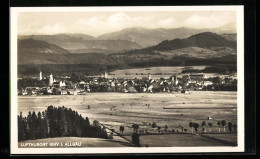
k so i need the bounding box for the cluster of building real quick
[19,71,237,95]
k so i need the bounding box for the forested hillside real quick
[18,106,108,141]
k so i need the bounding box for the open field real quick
[202,133,237,146]
[108,66,206,79]
[18,91,237,146]
[138,133,236,147]
[106,66,229,79]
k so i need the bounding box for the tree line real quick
[18,78,49,90]
[18,106,108,141]
[189,120,237,134]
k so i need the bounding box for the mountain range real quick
[19,34,142,54]
[98,23,236,48]
[18,24,236,54]
[18,31,237,67]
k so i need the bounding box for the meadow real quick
[106,66,228,79]
[18,91,237,147]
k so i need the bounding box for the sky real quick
[18,11,236,37]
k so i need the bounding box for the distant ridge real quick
[18,34,96,52]
[19,34,141,54]
[97,27,210,48]
[18,38,69,54]
[97,24,236,48]
[145,32,236,51]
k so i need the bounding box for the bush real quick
[132,132,140,146]
[152,122,157,128]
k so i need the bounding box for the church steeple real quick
[39,70,42,80]
[104,71,108,79]
[49,73,53,86]
[148,73,152,80]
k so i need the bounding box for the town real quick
[18,70,237,96]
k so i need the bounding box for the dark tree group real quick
[18,78,49,90]
[132,132,140,146]
[18,106,108,141]
[188,120,236,134]
[132,124,139,133]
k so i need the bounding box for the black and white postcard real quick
[10,6,244,154]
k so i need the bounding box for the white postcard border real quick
[10,6,244,154]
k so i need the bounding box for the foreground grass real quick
[123,133,237,147]
[202,133,237,146]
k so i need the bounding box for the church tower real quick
[174,75,178,86]
[104,71,108,79]
[148,73,152,80]
[49,73,53,86]
[39,71,42,80]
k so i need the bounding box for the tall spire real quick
[148,73,151,80]
[104,71,108,79]
[49,73,53,86]
[39,70,42,80]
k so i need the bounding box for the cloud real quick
[17,11,236,36]
[70,13,158,36]
[158,18,176,27]
[184,13,235,28]
[37,23,68,35]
